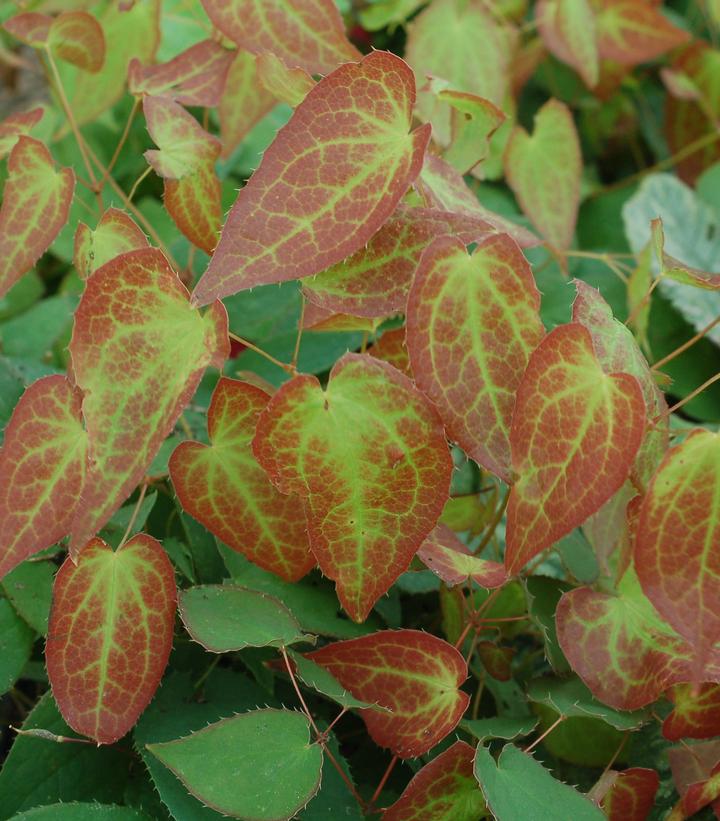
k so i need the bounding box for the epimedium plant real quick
[0,0,719,819]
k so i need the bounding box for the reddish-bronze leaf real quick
[300,303,378,333]
[683,761,720,817]
[417,524,507,589]
[0,377,87,581]
[169,378,314,582]
[306,630,469,757]
[46,535,176,744]
[218,48,276,158]
[256,52,315,107]
[74,207,148,280]
[504,99,581,252]
[0,136,75,299]
[595,0,690,67]
[302,206,498,319]
[669,741,720,819]
[636,430,720,677]
[129,39,234,107]
[407,233,544,481]
[69,248,228,554]
[368,327,412,376]
[199,0,360,74]
[382,741,485,820]
[164,171,221,256]
[3,13,52,47]
[478,642,514,681]
[505,323,645,575]
[601,768,660,821]
[664,684,720,741]
[47,11,106,72]
[253,353,452,622]
[537,0,599,88]
[193,51,431,304]
[0,107,43,160]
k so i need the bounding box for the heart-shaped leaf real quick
[253,353,452,622]
[306,629,469,757]
[74,208,148,280]
[46,535,176,744]
[407,233,544,481]
[193,51,431,304]
[69,248,228,554]
[147,709,323,819]
[0,136,74,299]
[169,377,314,582]
[0,376,87,580]
[505,323,645,575]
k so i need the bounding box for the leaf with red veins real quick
[636,430,720,678]
[46,534,176,744]
[169,378,314,582]
[504,323,645,576]
[218,49,276,159]
[0,107,43,160]
[369,327,412,377]
[74,207,148,280]
[663,683,720,741]
[69,248,228,554]
[504,99,581,253]
[128,40,234,107]
[556,569,720,710]
[407,234,544,481]
[0,136,75,300]
[595,0,689,67]
[3,13,52,47]
[193,51,431,305]
[143,95,221,180]
[382,741,486,821]
[256,52,315,107]
[416,154,539,249]
[306,630,469,757]
[253,353,452,622]
[571,280,667,488]
[0,376,87,581]
[417,524,507,589]
[302,206,497,319]
[537,0,599,88]
[601,768,660,821]
[199,0,360,75]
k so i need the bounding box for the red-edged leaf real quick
[382,741,485,820]
[302,206,498,319]
[169,378,314,582]
[407,233,544,481]
[253,353,452,622]
[193,51,431,304]
[595,0,689,66]
[556,570,720,710]
[218,48,276,159]
[537,0,599,88]
[601,768,660,821]
[0,377,87,581]
[683,761,720,817]
[74,207,148,280]
[164,170,221,256]
[306,630,469,757]
[46,534,176,744]
[0,107,43,160]
[47,11,105,72]
[505,323,645,575]
[199,0,360,74]
[68,248,228,554]
[129,39,233,107]
[636,430,720,678]
[256,52,315,107]
[664,684,720,741]
[368,327,412,376]
[405,0,515,144]
[416,154,539,248]
[0,136,75,299]
[652,217,720,289]
[571,280,667,488]
[504,99,581,252]
[417,524,507,589]
[3,13,52,47]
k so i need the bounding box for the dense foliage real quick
[1,1,719,819]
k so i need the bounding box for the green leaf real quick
[0,295,76,363]
[147,709,323,820]
[460,716,539,744]
[9,804,150,820]
[1,559,54,634]
[474,744,605,820]
[179,585,309,652]
[524,576,571,673]
[0,597,34,695]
